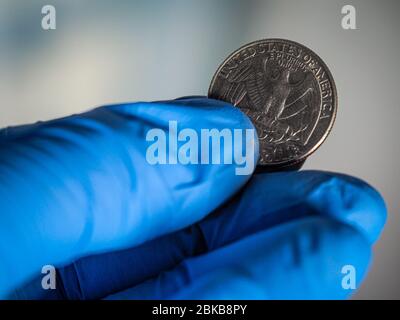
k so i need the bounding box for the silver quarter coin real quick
[209,39,337,168]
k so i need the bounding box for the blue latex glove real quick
[0,97,386,299]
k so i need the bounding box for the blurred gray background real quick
[1,0,399,299]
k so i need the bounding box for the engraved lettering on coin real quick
[209,39,337,167]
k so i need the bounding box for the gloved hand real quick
[0,97,386,300]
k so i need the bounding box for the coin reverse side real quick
[209,39,337,168]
